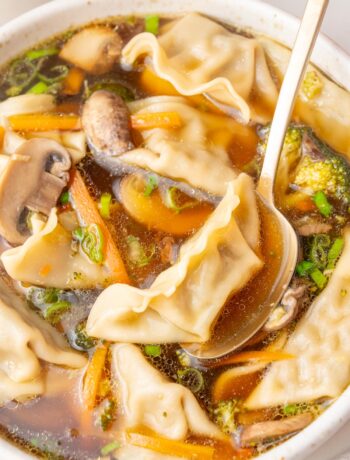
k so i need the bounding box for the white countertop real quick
[1,1,350,459]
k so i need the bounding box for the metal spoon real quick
[184,0,329,360]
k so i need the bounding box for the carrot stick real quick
[0,126,5,150]
[127,431,215,460]
[70,169,130,284]
[208,350,295,369]
[82,345,108,410]
[9,113,81,132]
[131,112,182,131]
[63,67,85,95]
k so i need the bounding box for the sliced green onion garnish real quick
[126,235,155,267]
[177,367,204,393]
[145,15,159,35]
[6,58,44,96]
[310,268,328,289]
[73,224,104,264]
[309,234,331,270]
[60,190,70,205]
[283,404,298,416]
[44,300,71,324]
[26,81,49,94]
[144,344,161,357]
[38,65,69,84]
[327,237,344,269]
[26,47,59,61]
[98,193,112,219]
[296,260,315,277]
[313,191,333,217]
[144,174,159,197]
[101,441,121,456]
[164,187,198,214]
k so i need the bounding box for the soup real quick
[0,11,349,460]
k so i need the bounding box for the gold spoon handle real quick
[257,0,329,204]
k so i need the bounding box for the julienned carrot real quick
[209,350,295,368]
[131,112,182,131]
[9,113,81,132]
[0,126,5,149]
[63,67,85,95]
[70,169,130,284]
[127,431,215,460]
[82,345,108,410]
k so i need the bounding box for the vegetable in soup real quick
[0,11,349,460]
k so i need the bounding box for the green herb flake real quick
[144,174,159,197]
[60,190,70,205]
[126,235,155,268]
[213,400,237,434]
[145,15,159,35]
[100,441,121,456]
[310,268,328,290]
[44,301,71,324]
[27,81,49,94]
[313,191,333,217]
[144,344,161,357]
[26,48,59,61]
[98,193,112,219]
[296,260,315,277]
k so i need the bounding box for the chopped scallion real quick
[44,301,71,324]
[98,193,112,219]
[144,174,159,197]
[60,190,70,205]
[164,187,197,213]
[327,238,344,269]
[100,441,121,456]
[177,367,204,393]
[313,191,333,217]
[26,81,49,94]
[310,268,328,290]
[283,404,298,416]
[296,260,315,277]
[73,224,104,264]
[126,235,155,267]
[144,344,161,357]
[309,234,331,270]
[38,65,69,84]
[26,47,59,61]
[145,15,159,35]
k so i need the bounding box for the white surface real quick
[0,1,349,460]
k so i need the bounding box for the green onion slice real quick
[26,81,49,95]
[6,58,45,96]
[313,191,333,217]
[38,65,69,84]
[44,301,71,324]
[100,441,121,456]
[177,367,204,393]
[283,404,298,416]
[145,15,159,35]
[26,47,59,61]
[60,190,70,205]
[144,344,161,357]
[310,268,328,290]
[126,235,155,267]
[164,187,198,213]
[309,234,330,270]
[327,238,344,269]
[98,193,112,219]
[144,174,159,197]
[73,224,104,264]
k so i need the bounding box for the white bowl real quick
[0,1,349,459]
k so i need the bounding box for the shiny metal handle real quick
[257,0,329,204]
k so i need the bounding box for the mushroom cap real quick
[59,27,123,75]
[82,90,134,159]
[0,138,71,245]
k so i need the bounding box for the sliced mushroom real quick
[59,27,122,75]
[82,90,134,165]
[296,221,332,236]
[0,138,71,245]
[264,284,306,332]
[240,413,313,447]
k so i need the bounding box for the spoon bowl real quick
[184,0,329,360]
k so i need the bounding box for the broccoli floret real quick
[292,131,350,205]
[213,400,237,434]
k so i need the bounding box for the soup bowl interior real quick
[0,0,350,459]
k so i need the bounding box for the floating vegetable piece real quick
[98,193,112,219]
[87,79,134,101]
[120,174,213,235]
[127,431,215,460]
[83,345,108,410]
[70,169,130,284]
[310,268,327,290]
[327,238,344,269]
[144,344,161,357]
[213,400,237,434]
[145,15,159,35]
[26,48,59,61]
[313,191,333,217]
[60,27,122,75]
[0,138,71,245]
[44,300,71,325]
[126,235,155,268]
[101,440,120,456]
[9,113,81,132]
[5,58,45,96]
[99,399,116,431]
[73,224,105,264]
[26,81,49,95]
[143,174,158,196]
[177,367,204,393]
[164,187,198,213]
[62,67,85,95]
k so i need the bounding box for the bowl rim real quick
[0,1,349,459]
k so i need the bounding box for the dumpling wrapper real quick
[121,96,238,196]
[1,209,116,289]
[122,13,278,124]
[87,175,263,343]
[113,343,222,440]
[259,36,350,157]
[117,445,182,460]
[0,273,86,405]
[246,228,350,409]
